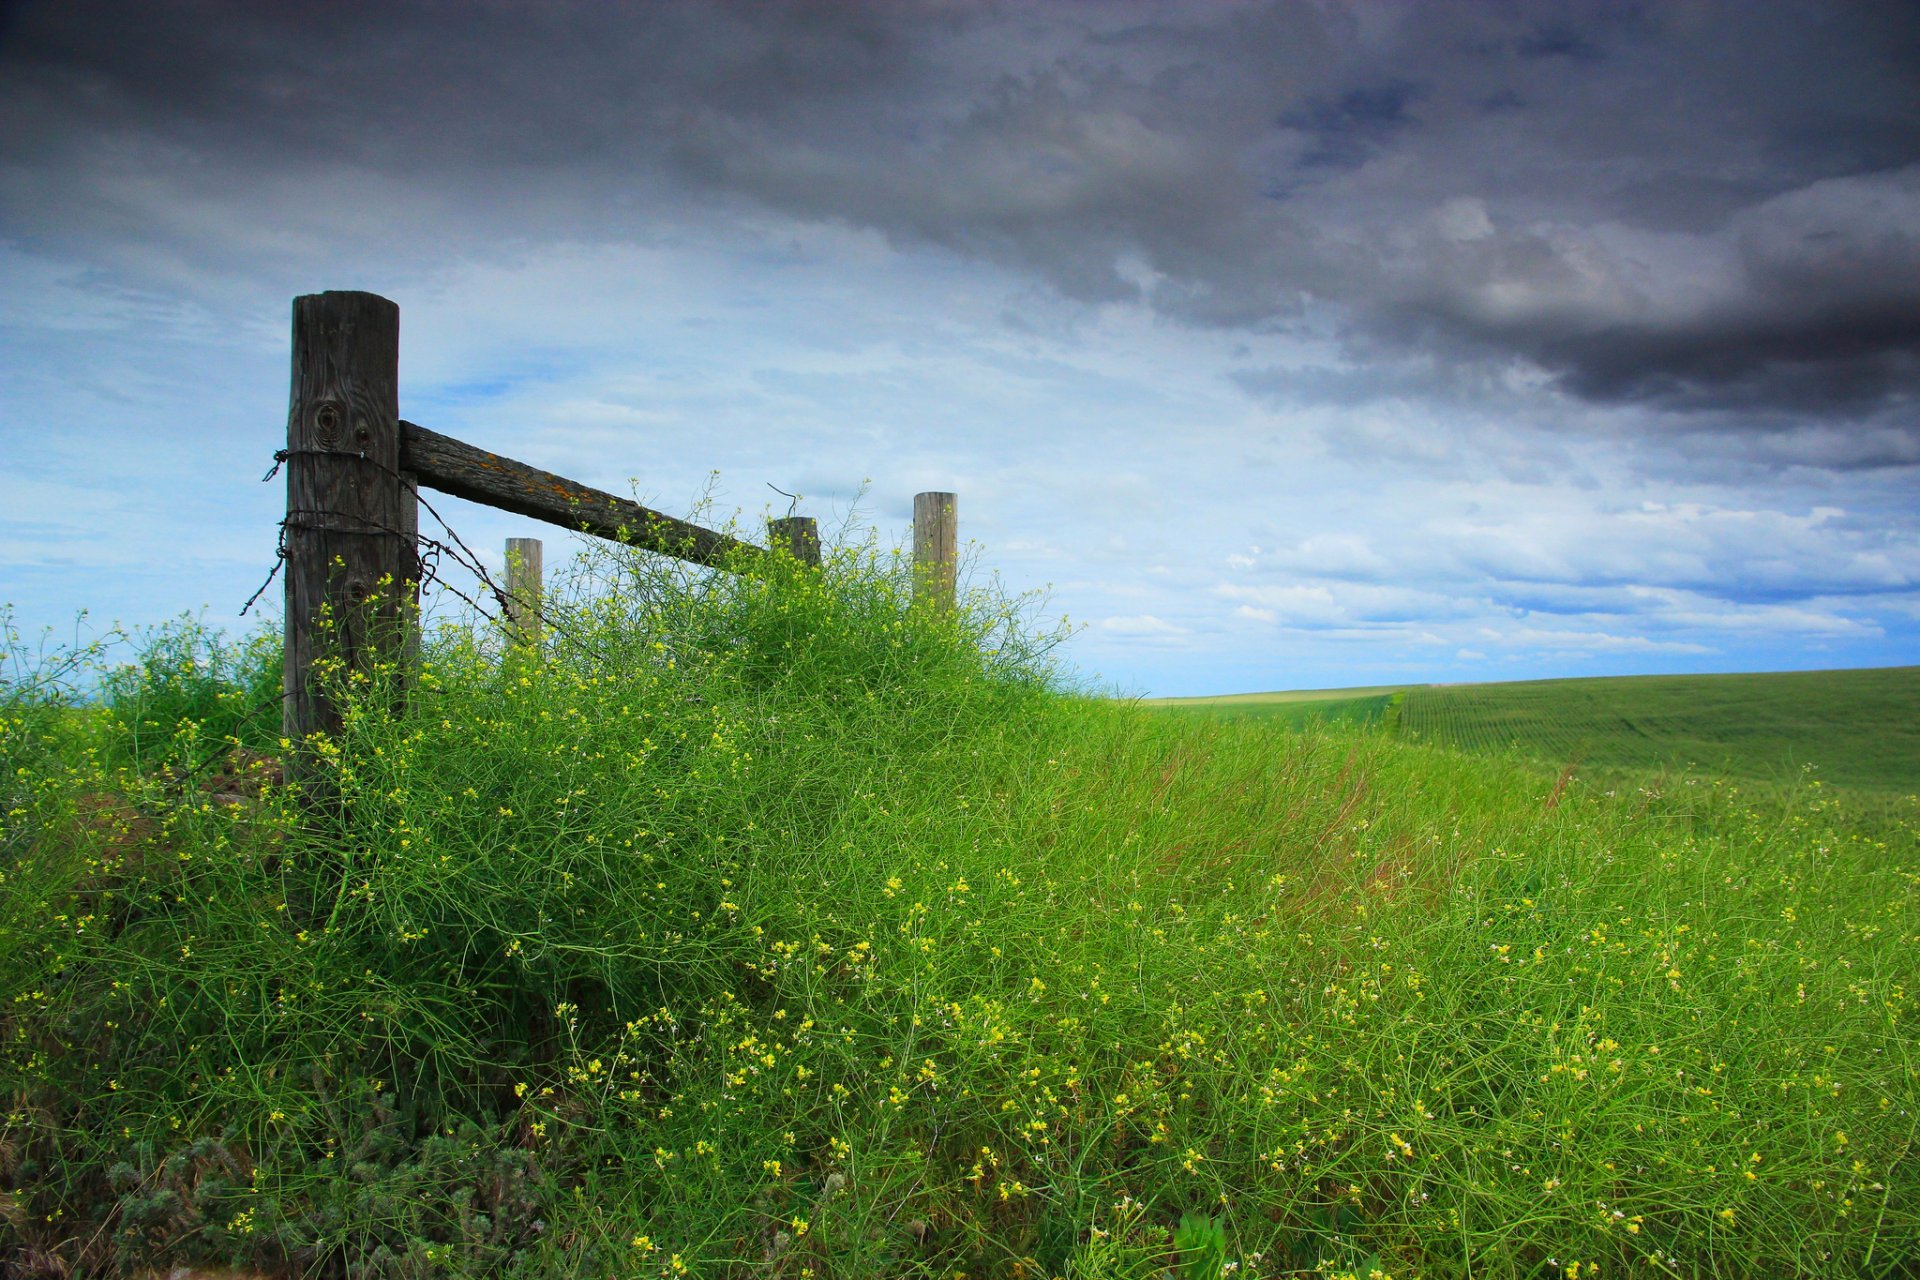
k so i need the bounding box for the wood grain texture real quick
[912,491,957,612]
[401,421,759,568]
[505,536,544,647]
[767,516,821,567]
[284,291,411,748]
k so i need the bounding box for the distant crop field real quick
[1397,666,1920,791]
[1147,666,1920,794]
[1142,685,1406,731]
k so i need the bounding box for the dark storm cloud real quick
[1514,23,1606,63]
[1547,312,1920,415]
[1385,164,1920,421]
[1279,79,1424,172]
[0,0,922,170]
[5,0,1920,436]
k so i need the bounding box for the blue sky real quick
[3,1,1917,696]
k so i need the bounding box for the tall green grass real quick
[1148,691,1401,732]
[3,553,1915,1279]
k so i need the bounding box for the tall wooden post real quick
[283,291,410,751]
[912,491,957,612]
[505,536,544,647]
[767,516,821,567]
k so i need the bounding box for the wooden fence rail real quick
[283,290,958,749]
[400,420,762,568]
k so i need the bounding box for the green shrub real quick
[98,613,282,775]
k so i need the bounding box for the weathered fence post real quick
[912,491,957,612]
[284,290,411,752]
[767,516,821,567]
[505,537,544,647]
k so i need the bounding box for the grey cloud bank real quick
[1,0,1915,693]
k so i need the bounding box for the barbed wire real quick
[244,446,597,655]
[153,445,737,794]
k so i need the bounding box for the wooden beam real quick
[284,291,410,750]
[400,421,759,568]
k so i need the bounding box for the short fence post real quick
[505,537,544,647]
[767,516,821,567]
[912,491,957,612]
[284,290,411,754]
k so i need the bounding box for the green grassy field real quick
[1143,686,1407,732]
[4,573,1917,1280]
[1148,667,1920,795]
[1397,668,1920,792]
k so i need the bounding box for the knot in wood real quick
[314,401,343,446]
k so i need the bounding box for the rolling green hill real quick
[1147,666,1920,792]
[1142,684,1409,730]
[7,584,1917,1278]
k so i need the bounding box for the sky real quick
[2,0,1917,697]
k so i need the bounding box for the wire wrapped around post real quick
[283,290,415,759]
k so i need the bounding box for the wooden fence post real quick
[912,491,957,612]
[767,516,821,567]
[505,537,544,646]
[284,291,410,752]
